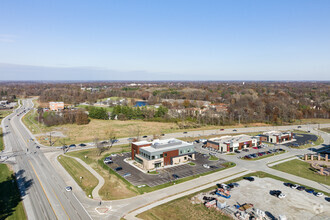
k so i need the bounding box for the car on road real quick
[243,177,255,182]
[122,173,131,177]
[306,189,314,194]
[65,186,72,191]
[142,135,147,138]
[69,144,76,148]
[79,143,86,147]
[315,192,324,197]
[115,167,123,171]
[183,131,188,134]
[8,118,10,120]
[233,129,237,132]
[298,126,302,128]
[36,146,40,149]
[220,129,224,131]
[203,164,210,169]
[161,134,165,136]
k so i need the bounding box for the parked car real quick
[203,164,210,169]
[172,174,179,179]
[284,182,294,187]
[209,165,218,169]
[297,186,306,191]
[79,143,86,147]
[315,192,324,197]
[243,177,255,182]
[242,149,249,152]
[228,183,239,189]
[115,167,123,171]
[306,189,314,194]
[65,186,72,192]
[234,150,240,153]
[291,184,299,189]
[122,173,131,177]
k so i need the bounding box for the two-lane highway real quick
[2,99,91,219]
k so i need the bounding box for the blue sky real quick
[0,0,330,80]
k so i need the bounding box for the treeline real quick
[36,109,89,127]
[111,105,168,120]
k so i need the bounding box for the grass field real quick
[208,155,219,161]
[0,164,26,220]
[320,127,330,133]
[271,159,330,186]
[137,170,329,220]
[57,155,99,198]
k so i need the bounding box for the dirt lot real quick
[221,177,330,220]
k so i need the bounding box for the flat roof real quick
[263,131,291,137]
[209,135,257,144]
[135,138,194,154]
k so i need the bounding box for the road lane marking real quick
[28,160,58,220]
[50,187,70,220]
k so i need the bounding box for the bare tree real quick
[106,129,117,150]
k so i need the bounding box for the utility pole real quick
[238,115,241,125]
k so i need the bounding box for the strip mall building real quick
[205,135,261,153]
[131,138,195,170]
[259,131,293,144]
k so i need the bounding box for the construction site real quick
[190,177,329,220]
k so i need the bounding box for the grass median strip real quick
[57,155,98,198]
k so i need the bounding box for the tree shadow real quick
[0,169,33,219]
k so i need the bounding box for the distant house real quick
[209,103,228,113]
[49,102,64,111]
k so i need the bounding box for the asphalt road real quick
[1,99,91,220]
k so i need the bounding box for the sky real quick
[0,0,330,81]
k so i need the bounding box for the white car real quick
[315,192,324,197]
[291,184,299,189]
[278,193,286,199]
[203,164,210,169]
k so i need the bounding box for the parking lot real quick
[106,152,227,187]
[284,133,318,147]
[220,177,330,219]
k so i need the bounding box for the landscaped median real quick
[136,171,329,220]
[57,155,99,198]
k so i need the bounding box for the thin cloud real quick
[0,34,17,43]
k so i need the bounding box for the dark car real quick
[210,165,218,169]
[306,189,314,194]
[172,174,179,179]
[69,144,76,148]
[242,149,249,152]
[79,143,87,147]
[284,182,294,187]
[142,135,147,138]
[270,190,281,196]
[161,134,165,136]
[36,145,40,149]
[115,167,123,171]
[228,183,239,189]
[233,129,237,132]
[183,132,188,134]
[243,177,255,182]
[297,186,306,191]
[220,129,224,131]
[234,150,240,153]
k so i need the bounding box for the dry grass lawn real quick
[137,195,231,220]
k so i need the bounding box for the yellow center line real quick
[51,187,71,220]
[28,160,58,220]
